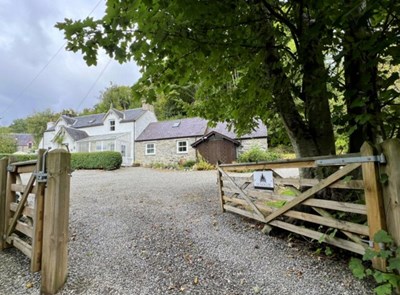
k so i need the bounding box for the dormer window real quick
[110,120,115,131]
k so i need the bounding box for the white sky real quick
[0,0,141,126]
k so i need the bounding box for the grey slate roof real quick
[76,132,129,143]
[61,115,76,125]
[208,120,267,139]
[135,118,208,141]
[63,127,89,141]
[136,118,267,142]
[11,133,34,146]
[45,108,147,131]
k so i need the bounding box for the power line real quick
[0,0,104,120]
[76,58,112,110]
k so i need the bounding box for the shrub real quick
[0,153,37,162]
[193,157,215,171]
[238,146,281,163]
[182,160,196,168]
[71,151,122,170]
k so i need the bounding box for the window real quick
[28,142,32,149]
[177,141,188,153]
[110,120,115,131]
[145,143,155,155]
[108,143,115,151]
[121,144,126,157]
[96,142,102,151]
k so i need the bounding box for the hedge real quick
[0,153,37,162]
[71,151,122,170]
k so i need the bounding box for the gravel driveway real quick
[0,167,372,295]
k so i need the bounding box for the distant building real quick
[12,133,34,153]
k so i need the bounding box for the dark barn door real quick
[197,136,237,164]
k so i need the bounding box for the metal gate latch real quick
[36,149,50,183]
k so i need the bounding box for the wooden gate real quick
[0,149,71,294]
[217,142,390,270]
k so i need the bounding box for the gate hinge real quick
[316,154,386,166]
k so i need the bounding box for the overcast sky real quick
[0,0,141,126]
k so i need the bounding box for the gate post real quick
[361,142,387,271]
[0,157,8,250]
[379,139,400,247]
[41,149,71,295]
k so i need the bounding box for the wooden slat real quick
[7,234,32,258]
[224,205,266,223]
[17,165,36,174]
[274,178,364,190]
[219,167,265,220]
[361,142,387,271]
[380,139,400,247]
[221,160,316,171]
[220,153,362,171]
[264,163,361,224]
[302,199,367,215]
[217,167,225,212]
[269,220,366,255]
[223,196,368,235]
[0,158,8,250]
[283,210,369,236]
[15,220,33,238]
[31,149,45,273]
[11,183,36,193]
[10,202,35,218]
[6,171,36,238]
[10,160,37,167]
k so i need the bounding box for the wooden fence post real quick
[0,157,8,250]
[379,139,400,247]
[217,165,225,213]
[41,149,71,295]
[361,142,387,271]
[31,149,45,272]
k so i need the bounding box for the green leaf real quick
[379,173,389,185]
[388,257,400,272]
[374,283,392,295]
[374,230,393,244]
[363,248,379,261]
[266,200,287,208]
[349,258,366,279]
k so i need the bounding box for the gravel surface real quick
[0,167,373,295]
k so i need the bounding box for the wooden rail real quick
[218,142,392,271]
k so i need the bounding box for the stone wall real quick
[135,137,199,165]
[238,138,268,154]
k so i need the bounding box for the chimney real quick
[141,101,154,112]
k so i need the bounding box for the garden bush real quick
[0,153,37,162]
[71,151,122,170]
[238,146,281,163]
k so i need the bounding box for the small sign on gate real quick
[253,170,274,189]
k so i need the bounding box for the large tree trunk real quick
[263,19,335,159]
[343,2,384,153]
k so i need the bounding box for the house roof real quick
[45,107,148,131]
[11,133,34,146]
[191,131,240,147]
[76,132,130,143]
[63,127,89,141]
[136,117,267,142]
[135,117,208,142]
[207,120,267,139]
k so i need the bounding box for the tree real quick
[26,109,59,146]
[0,131,17,153]
[56,1,400,157]
[94,83,141,113]
[9,119,28,133]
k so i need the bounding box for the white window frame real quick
[110,119,115,131]
[121,144,126,157]
[145,143,156,155]
[176,140,188,154]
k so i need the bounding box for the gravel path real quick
[0,167,373,295]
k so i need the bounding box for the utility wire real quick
[76,58,112,110]
[0,0,104,121]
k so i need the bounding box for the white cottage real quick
[40,105,157,165]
